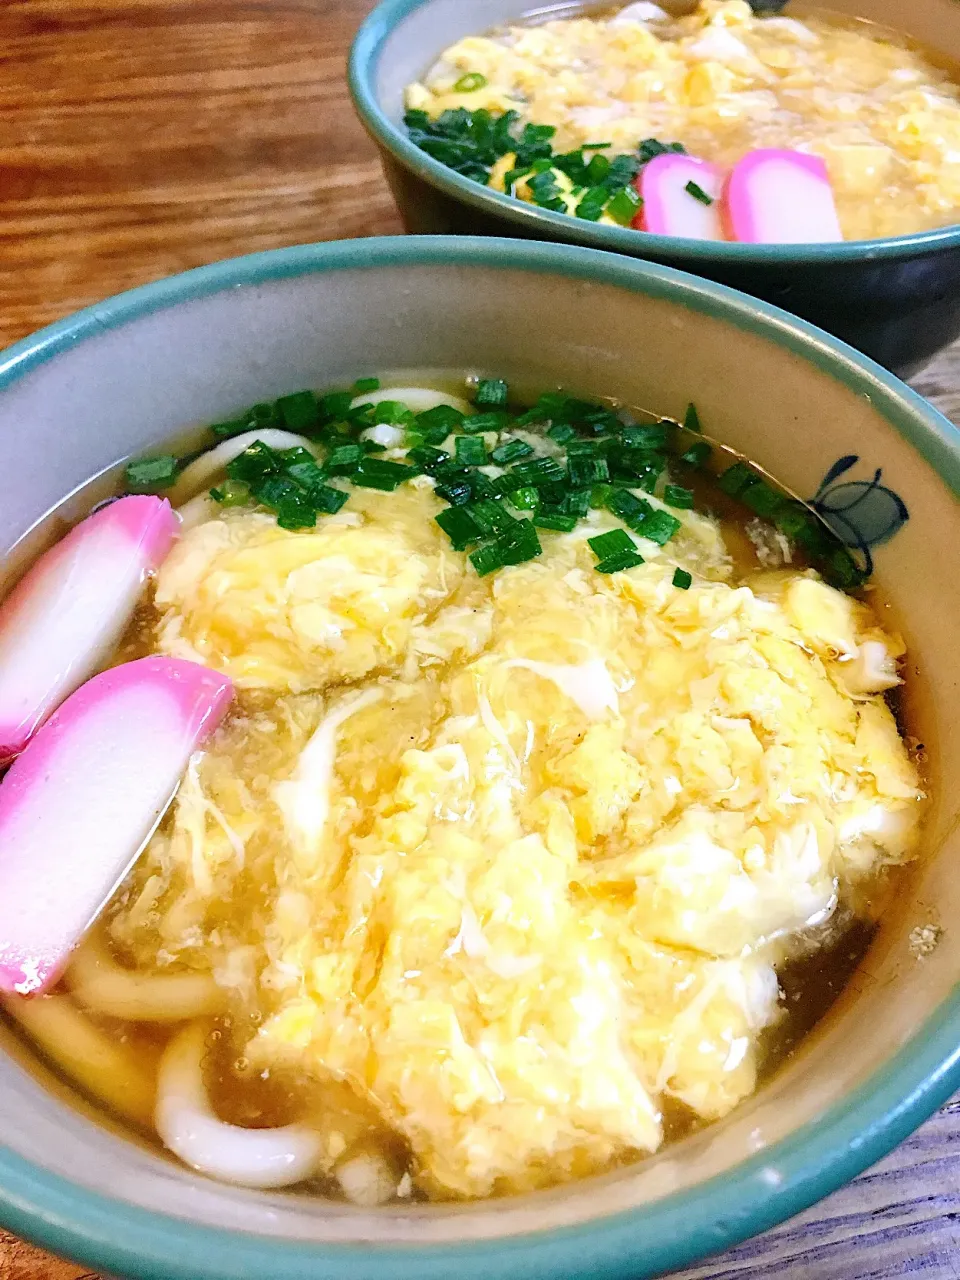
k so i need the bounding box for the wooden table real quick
[2,1,960,1276]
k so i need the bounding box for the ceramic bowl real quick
[0,236,958,1280]
[348,0,960,377]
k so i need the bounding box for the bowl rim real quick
[1,234,959,1280]
[348,0,960,265]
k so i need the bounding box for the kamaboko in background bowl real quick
[0,237,958,1280]
[349,0,960,377]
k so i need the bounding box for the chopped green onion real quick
[680,441,712,467]
[353,377,380,394]
[470,543,505,577]
[591,483,615,509]
[414,424,448,446]
[562,488,592,517]
[285,459,325,488]
[606,184,643,226]
[436,464,496,500]
[527,170,566,212]
[276,495,318,530]
[491,438,534,465]
[582,141,612,151]
[466,499,518,536]
[474,378,509,408]
[663,484,695,509]
[455,436,488,467]
[352,458,417,490]
[408,445,451,473]
[637,138,687,164]
[627,462,664,492]
[561,488,592,518]
[504,165,532,192]
[209,478,250,506]
[249,402,282,427]
[255,475,300,507]
[605,153,643,189]
[498,519,542,565]
[435,507,483,550]
[417,404,466,436]
[507,485,540,510]
[606,488,652,533]
[611,449,663,492]
[565,437,605,456]
[774,503,815,541]
[596,549,645,574]
[226,440,282,485]
[672,568,693,590]
[581,407,622,436]
[319,391,354,422]
[589,528,637,561]
[621,422,671,449]
[546,423,577,444]
[454,72,488,93]
[346,402,375,428]
[372,400,416,426]
[435,478,474,506]
[740,480,786,518]
[575,185,609,221]
[791,516,834,558]
[310,484,350,515]
[823,546,866,590]
[536,481,566,508]
[507,456,566,487]
[587,153,613,184]
[636,509,682,545]
[568,453,610,486]
[683,402,702,433]
[281,445,317,467]
[684,180,714,206]
[534,511,577,533]
[125,455,178,493]
[462,411,510,434]
[717,461,759,498]
[276,391,320,432]
[325,443,364,474]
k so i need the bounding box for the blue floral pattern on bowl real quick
[810,455,909,577]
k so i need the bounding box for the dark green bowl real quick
[349,0,960,377]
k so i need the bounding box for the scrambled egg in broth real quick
[407,0,960,239]
[109,467,923,1199]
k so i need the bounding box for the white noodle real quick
[168,430,321,506]
[66,933,222,1023]
[175,493,218,532]
[349,385,472,417]
[2,993,155,1127]
[155,1021,324,1188]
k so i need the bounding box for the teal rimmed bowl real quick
[0,236,959,1280]
[348,0,960,377]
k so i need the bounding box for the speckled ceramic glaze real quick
[0,237,958,1280]
[348,0,960,377]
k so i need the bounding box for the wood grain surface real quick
[1,1,959,1277]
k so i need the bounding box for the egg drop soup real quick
[404,0,960,241]
[0,377,925,1206]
